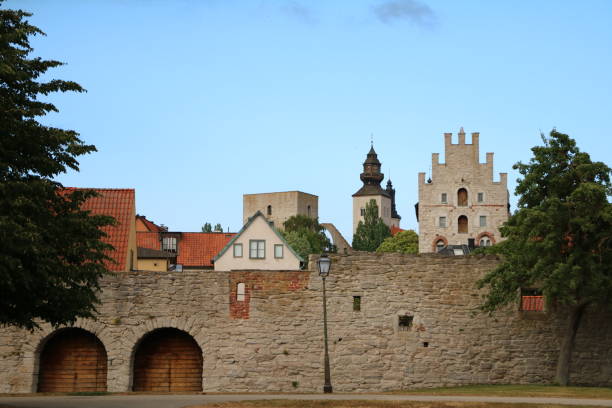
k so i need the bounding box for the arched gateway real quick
[132,328,203,392]
[37,328,107,392]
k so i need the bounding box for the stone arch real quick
[125,317,206,391]
[476,232,496,246]
[131,327,203,391]
[26,320,111,393]
[431,235,448,252]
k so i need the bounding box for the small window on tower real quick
[398,315,413,331]
[480,216,487,227]
[478,192,484,203]
[439,216,447,228]
[458,216,468,233]
[360,208,365,216]
[353,296,361,312]
[441,193,447,204]
[458,188,468,207]
[267,205,272,216]
[307,205,311,217]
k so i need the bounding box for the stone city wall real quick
[1,253,611,393]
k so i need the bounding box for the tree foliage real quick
[477,130,612,385]
[281,215,333,260]
[213,223,223,232]
[0,4,114,329]
[377,229,418,254]
[352,199,391,251]
[201,222,212,232]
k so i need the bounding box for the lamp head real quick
[317,254,331,277]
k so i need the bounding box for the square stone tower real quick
[243,191,318,229]
[417,129,509,253]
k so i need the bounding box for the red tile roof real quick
[137,231,161,251]
[136,215,164,232]
[65,188,135,272]
[177,233,235,267]
[390,225,405,236]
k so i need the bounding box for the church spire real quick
[386,179,401,220]
[353,144,390,197]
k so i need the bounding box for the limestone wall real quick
[1,253,611,393]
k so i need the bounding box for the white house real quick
[213,211,303,271]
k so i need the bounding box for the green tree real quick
[213,223,223,232]
[352,199,391,251]
[281,215,334,260]
[477,130,612,386]
[377,229,418,254]
[201,222,212,232]
[0,4,114,330]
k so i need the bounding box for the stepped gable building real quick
[352,144,400,234]
[243,191,318,229]
[417,128,509,253]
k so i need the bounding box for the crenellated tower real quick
[416,128,509,253]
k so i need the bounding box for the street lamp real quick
[316,254,333,394]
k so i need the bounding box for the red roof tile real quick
[136,215,164,232]
[137,231,161,251]
[177,233,236,267]
[65,188,135,272]
[390,225,405,236]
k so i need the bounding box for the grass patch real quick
[186,401,602,408]
[388,384,612,399]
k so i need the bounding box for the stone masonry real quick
[1,253,611,393]
[418,129,509,252]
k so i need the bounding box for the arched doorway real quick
[38,328,107,392]
[457,188,468,206]
[458,216,468,233]
[133,328,203,392]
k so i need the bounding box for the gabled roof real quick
[136,215,164,232]
[177,232,235,267]
[65,188,135,272]
[214,211,305,263]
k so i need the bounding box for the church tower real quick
[352,145,398,235]
[417,128,509,253]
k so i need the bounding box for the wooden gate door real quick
[133,328,203,392]
[38,328,107,392]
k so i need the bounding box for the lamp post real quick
[316,254,333,394]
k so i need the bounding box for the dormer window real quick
[162,237,177,252]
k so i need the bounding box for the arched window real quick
[237,282,246,301]
[435,240,445,251]
[458,215,468,233]
[267,205,272,216]
[480,237,491,247]
[457,188,468,207]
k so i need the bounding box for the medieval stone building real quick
[243,191,318,229]
[352,145,401,235]
[417,129,509,253]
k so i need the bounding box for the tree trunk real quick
[555,303,586,385]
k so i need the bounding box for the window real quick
[478,192,484,203]
[521,288,544,311]
[458,215,468,233]
[480,216,487,227]
[435,240,445,251]
[398,315,413,331]
[479,237,491,247]
[233,243,243,257]
[267,205,272,216]
[441,193,447,204]
[237,282,246,302]
[162,237,177,252]
[457,188,468,207]
[353,296,361,312]
[274,244,283,259]
[439,216,447,228]
[307,205,311,217]
[360,208,365,216]
[249,240,265,259]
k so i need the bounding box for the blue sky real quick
[8,0,612,240]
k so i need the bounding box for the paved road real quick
[1,394,612,408]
